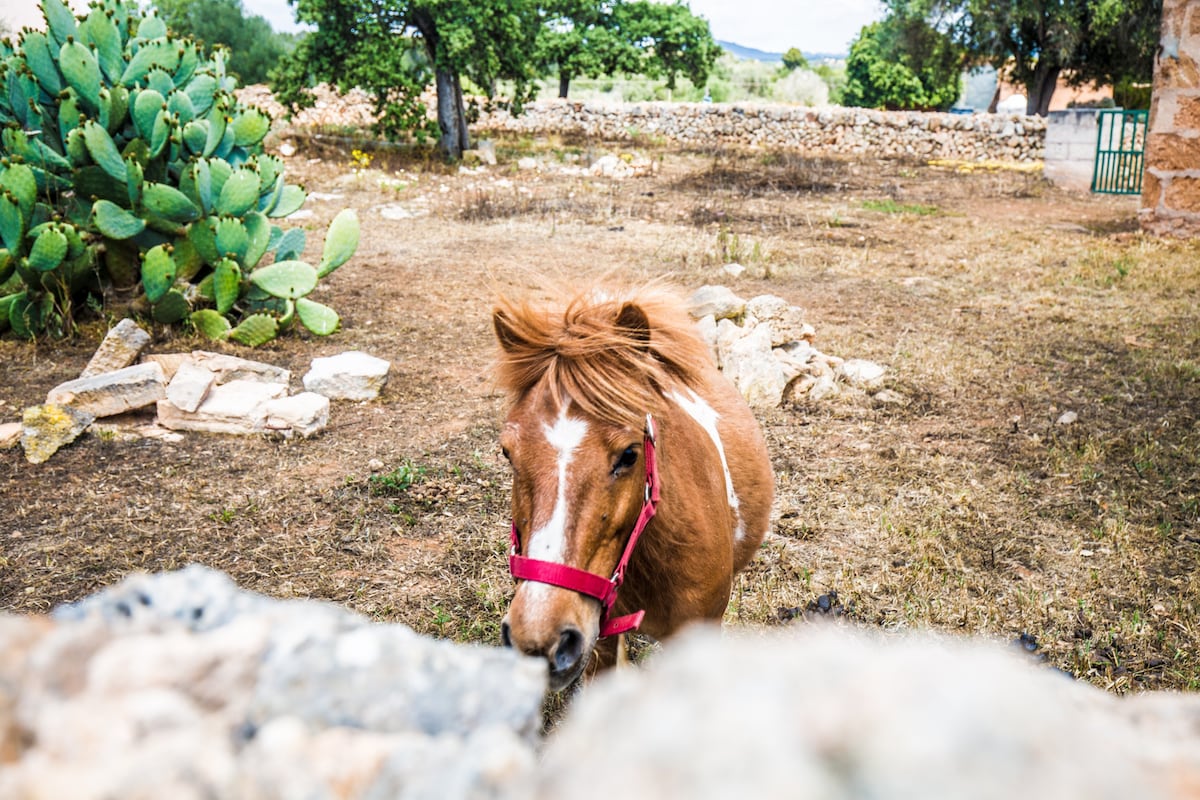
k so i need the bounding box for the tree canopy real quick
[273,0,543,158]
[843,5,963,112]
[911,0,1162,115]
[151,0,294,85]
[781,47,808,72]
[273,0,718,157]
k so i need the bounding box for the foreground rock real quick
[539,626,1200,799]
[0,566,546,800]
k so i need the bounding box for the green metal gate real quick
[1092,109,1148,195]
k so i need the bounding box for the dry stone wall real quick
[475,101,1046,162]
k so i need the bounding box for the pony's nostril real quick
[552,626,585,675]
[500,620,513,648]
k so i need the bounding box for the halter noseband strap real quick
[508,414,659,638]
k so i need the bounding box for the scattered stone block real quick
[1,421,22,449]
[166,362,216,414]
[156,380,288,435]
[80,319,152,378]
[303,352,390,400]
[21,404,95,464]
[189,352,291,386]
[46,362,166,418]
[837,359,886,391]
[688,285,746,321]
[140,353,190,382]
[263,392,330,438]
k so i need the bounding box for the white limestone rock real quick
[47,362,166,418]
[0,421,21,449]
[303,352,391,401]
[723,324,788,408]
[188,351,291,386]
[156,380,288,435]
[837,358,886,391]
[745,294,814,347]
[165,362,216,414]
[263,392,330,438]
[80,320,152,378]
[688,285,746,321]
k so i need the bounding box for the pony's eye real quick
[613,447,638,473]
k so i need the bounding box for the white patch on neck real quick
[522,405,588,610]
[669,389,745,541]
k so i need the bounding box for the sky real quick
[6,0,886,57]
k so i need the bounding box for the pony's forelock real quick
[494,286,713,430]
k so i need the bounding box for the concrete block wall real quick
[1043,109,1100,191]
[1141,0,1200,235]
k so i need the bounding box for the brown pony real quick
[493,285,774,691]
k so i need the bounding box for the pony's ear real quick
[493,308,526,354]
[616,302,651,348]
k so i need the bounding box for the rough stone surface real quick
[165,362,216,414]
[745,294,814,346]
[723,324,789,409]
[262,392,331,438]
[473,101,1046,163]
[1141,0,1200,236]
[0,567,546,800]
[46,362,166,418]
[80,319,152,378]
[189,351,291,386]
[0,421,21,449]
[837,358,887,390]
[688,285,746,321]
[140,353,190,382]
[538,626,1200,799]
[156,380,288,435]
[21,404,95,464]
[303,351,391,400]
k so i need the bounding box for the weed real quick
[860,198,939,216]
[369,461,426,496]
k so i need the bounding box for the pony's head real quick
[493,287,710,690]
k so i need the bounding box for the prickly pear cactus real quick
[0,0,359,344]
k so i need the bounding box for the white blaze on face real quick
[669,389,745,542]
[523,404,589,608]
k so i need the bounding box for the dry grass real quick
[1,137,1197,693]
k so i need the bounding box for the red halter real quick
[509,414,659,638]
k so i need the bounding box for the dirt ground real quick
[2,137,1197,692]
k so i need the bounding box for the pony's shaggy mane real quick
[494,286,715,430]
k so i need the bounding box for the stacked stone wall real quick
[474,101,1046,162]
[1141,0,1200,236]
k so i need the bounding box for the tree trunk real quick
[453,73,470,154]
[1026,64,1061,116]
[559,73,571,98]
[434,68,464,159]
[413,8,468,160]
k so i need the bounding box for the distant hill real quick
[716,40,845,64]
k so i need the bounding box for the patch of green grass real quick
[861,198,940,216]
[369,461,426,496]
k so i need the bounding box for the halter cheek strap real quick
[509,414,659,638]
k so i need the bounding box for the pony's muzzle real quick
[501,611,593,691]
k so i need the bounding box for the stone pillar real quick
[1140,0,1200,235]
